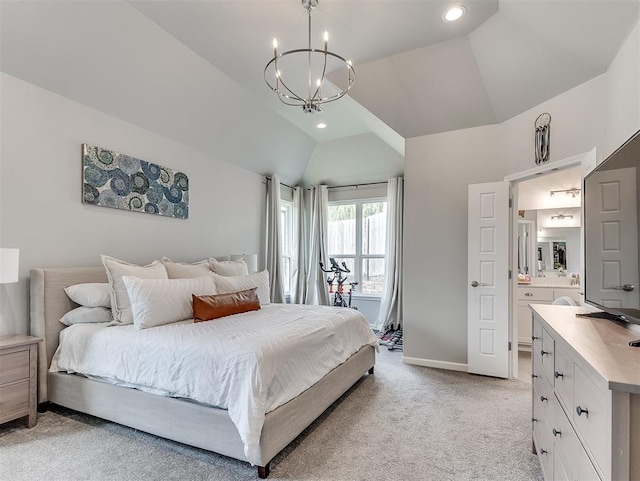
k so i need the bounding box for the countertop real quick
[530,304,640,393]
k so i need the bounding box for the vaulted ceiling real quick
[130,0,639,140]
[1,1,639,185]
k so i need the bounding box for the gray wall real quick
[402,17,640,368]
[0,74,264,335]
[404,125,503,366]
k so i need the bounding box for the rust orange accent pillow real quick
[193,288,260,322]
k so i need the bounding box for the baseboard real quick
[402,356,468,372]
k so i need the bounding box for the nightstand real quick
[0,335,41,427]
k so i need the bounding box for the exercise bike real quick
[319,258,358,308]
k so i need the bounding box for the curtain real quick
[290,186,307,303]
[291,185,330,305]
[375,177,404,331]
[265,176,285,303]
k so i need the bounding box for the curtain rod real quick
[266,177,402,190]
[265,177,295,190]
[328,179,402,189]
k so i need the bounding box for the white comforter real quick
[50,303,378,465]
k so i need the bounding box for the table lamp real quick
[230,254,258,273]
[0,248,19,283]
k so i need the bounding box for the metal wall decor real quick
[534,112,551,165]
[82,144,189,219]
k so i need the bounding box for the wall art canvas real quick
[82,144,189,219]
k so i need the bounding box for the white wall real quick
[403,15,640,369]
[303,133,404,187]
[404,125,503,366]
[499,75,607,175]
[0,74,265,335]
[604,20,640,159]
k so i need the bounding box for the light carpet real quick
[0,349,542,480]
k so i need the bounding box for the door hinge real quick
[508,341,512,351]
[509,198,513,208]
[508,270,512,279]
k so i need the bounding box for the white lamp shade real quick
[0,248,19,283]
[230,254,258,273]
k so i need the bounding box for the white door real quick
[468,181,510,378]
[585,167,639,308]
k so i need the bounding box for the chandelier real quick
[264,0,355,114]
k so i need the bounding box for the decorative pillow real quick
[64,283,111,308]
[161,256,212,279]
[60,306,113,326]
[193,288,260,322]
[123,275,217,329]
[101,255,168,325]
[212,270,270,305]
[209,257,249,277]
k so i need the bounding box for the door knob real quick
[471,281,484,287]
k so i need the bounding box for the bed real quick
[30,266,376,478]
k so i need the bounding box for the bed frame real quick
[30,267,375,478]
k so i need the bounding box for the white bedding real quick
[50,303,378,465]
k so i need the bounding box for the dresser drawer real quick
[576,439,602,481]
[553,346,574,411]
[573,364,609,477]
[552,396,579,481]
[0,379,29,419]
[519,287,555,302]
[535,416,554,481]
[536,374,555,424]
[0,350,30,385]
[540,328,555,379]
[533,389,554,481]
[532,350,544,391]
[532,318,543,353]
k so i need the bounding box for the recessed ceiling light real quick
[317,123,327,129]
[444,5,466,22]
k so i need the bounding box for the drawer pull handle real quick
[576,405,589,417]
[540,350,549,356]
[554,371,563,379]
[552,428,561,437]
[540,395,548,402]
[540,449,548,455]
[524,292,534,297]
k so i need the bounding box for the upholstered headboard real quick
[30,267,107,404]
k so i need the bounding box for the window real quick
[328,199,387,296]
[280,200,293,295]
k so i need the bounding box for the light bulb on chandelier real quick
[264,0,355,114]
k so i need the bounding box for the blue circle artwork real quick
[82,144,189,219]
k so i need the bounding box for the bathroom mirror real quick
[518,220,535,275]
[537,240,567,271]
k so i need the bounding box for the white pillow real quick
[60,306,113,326]
[212,270,270,305]
[122,275,217,329]
[209,258,249,276]
[64,283,111,308]
[161,257,212,279]
[101,255,168,325]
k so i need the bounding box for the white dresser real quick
[530,304,640,481]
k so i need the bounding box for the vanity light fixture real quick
[551,214,574,221]
[443,5,466,22]
[549,188,581,198]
